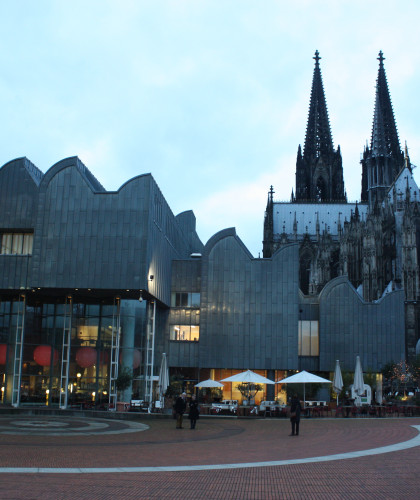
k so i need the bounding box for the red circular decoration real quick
[33,345,59,367]
[0,344,7,365]
[119,348,141,369]
[76,347,97,368]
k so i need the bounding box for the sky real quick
[1,1,420,257]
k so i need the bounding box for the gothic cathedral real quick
[263,51,420,361]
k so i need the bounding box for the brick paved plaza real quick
[0,414,419,499]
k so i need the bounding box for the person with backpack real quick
[174,392,187,429]
[289,394,302,436]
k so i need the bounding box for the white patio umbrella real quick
[195,379,224,388]
[221,370,274,403]
[221,369,275,384]
[158,353,169,408]
[276,370,332,408]
[353,356,365,406]
[332,360,344,405]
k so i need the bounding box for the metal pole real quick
[148,300,156,410]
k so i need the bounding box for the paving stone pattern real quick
[0,416,419,499]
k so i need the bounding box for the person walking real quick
[188,394,200,429]
[289,394,302,436]
[174,392,187,429]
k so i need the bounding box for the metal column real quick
[59,296,73,409]
[144,300,156,407]
[11,294,26,408]
[108,297,121,411]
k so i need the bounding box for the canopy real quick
[195,379,224,388]
[332,360,344,405]
[221,369,275,384]
[158,353,169,407]
[276,370,331,408]
[277,370,332,385]
[353,356,365,406]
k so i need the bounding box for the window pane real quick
[190,293,200,307]
[191,325,200,341]
[1,234,12,254]
[23,234,33,254]
[12,234,23,254]
[301,321,311,356]
[310,321,319,356]
[175,293,189,307]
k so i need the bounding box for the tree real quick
[237,383,263,403]
[381,359,416,398]
[164,374,184,399]
[115,366,133,402]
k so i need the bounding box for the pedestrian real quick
[289,393,301,436]
[174,392,187,429]
[188,394,200,429]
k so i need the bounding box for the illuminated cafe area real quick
[0,156,405,409]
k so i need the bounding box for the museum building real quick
[0,51,413,408]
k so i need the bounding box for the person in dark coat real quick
[188,394,200,429]
[174,392,187,429]
[289,394,302,436]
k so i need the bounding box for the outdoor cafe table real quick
[370,405,386,417]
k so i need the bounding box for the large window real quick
[298,320,319,356]
[1,232,33,255]
[170,325,200,342]
[171,292,200,308]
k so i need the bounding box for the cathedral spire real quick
[361,51,404,206]
[370,51,401,160]
[295,51,345,202]
[303,50,334,160]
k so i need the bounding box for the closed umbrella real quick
[195,379,224,388]
[353,356,365,406]
[158,353,169,408]
[276,370,332,408]
[332,360,344,405]
[376,378,382,405]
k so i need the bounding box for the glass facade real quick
[0,297,149,407]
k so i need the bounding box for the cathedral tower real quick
[361,51,405,206]
[295,51,346,202]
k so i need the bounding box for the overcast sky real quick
[1,1,419,256]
